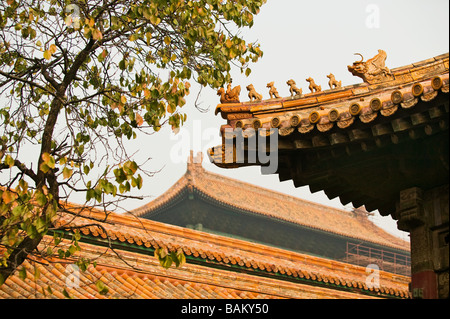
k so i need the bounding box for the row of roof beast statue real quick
[218,50,391,103]
[217,76,339,104]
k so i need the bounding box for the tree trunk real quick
[0,39,97,285]
[0,235,42,282]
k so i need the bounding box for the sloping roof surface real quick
[0,208,411,299]
[0,259,280,299]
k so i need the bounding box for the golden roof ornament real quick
[217,80,241,103]
[286,79,303,97]
[216,50,402,104]
[266,81,281,99]
[306,77,322,93]
[327,73,342,89]
[347,49,393,84]
[246,84,262,102]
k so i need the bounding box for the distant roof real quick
[132,151,409,252]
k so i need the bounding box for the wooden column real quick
[396,185,449,299]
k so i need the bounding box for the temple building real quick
[0,154,411,299]
[133,151,410,276]
[209,51,449,299]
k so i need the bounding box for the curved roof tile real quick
[39,207,410,298]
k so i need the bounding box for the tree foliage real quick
[0,0,265,289]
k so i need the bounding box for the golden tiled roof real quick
[0,259,280,299]
[212,53,448,136]
[132,154,409,252]
[1,207,410,298]
[208,51,449,217]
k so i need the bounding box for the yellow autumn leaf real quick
[197,7,205,16]
[41,152,55,168]
[43,50,51,60]
[62,167,73,179]
[150,15,161,25]
[120,95,127,104]
[164,36,171,45]
[39,162,50,173]
[49,44,57,54]
[1,189,17,204]
[41,152,51,163]
[4,155,15,168]
[135,113,144,126]
[92,29,103,40]
[129,34,138,42]
[143,8,152,20]
[167,103,176,114]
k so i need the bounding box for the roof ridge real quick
[199,164,355,216]
[131,175,189,217]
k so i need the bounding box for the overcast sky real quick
[119,0,449,241]
[9,0,438,242]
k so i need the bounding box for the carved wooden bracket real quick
[396,187,425,231]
